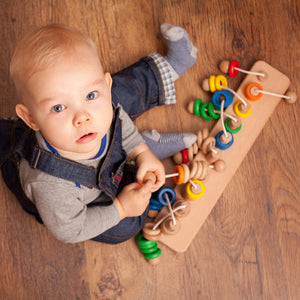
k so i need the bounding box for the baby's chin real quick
[54,143,102,161]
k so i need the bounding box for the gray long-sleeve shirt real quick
[19,104,145,243]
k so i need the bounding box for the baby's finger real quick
[138,180,153,197]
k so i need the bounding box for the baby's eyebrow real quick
[88,78,106,88]
[39,96,56,104]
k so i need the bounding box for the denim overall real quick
[0,56,165,244]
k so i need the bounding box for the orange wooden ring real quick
[173,165,185,185]
[245,82,263,101]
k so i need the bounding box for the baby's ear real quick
[104,72,112,90]
[15,104,40,131]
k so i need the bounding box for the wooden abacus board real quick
[159,60,291,252]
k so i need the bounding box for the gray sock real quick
[161,23,198,80]
[142,129,197,160]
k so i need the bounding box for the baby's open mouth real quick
[76,132,97,144]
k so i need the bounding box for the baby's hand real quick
[135,148,165,192]
[114,180,153,220]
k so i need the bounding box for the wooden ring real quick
[173,165,185,185]
[245,82,263,101]
[185,179,205,200]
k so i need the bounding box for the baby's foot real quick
[161,23,198,80]
[142,129,197,160]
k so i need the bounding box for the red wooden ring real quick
[228,60,239,77]
[181,149,189,164]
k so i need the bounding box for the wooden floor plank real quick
[0,0,299,299]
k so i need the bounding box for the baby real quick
[3,23,197,244]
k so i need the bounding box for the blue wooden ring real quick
[157,186,176,206]
[212,90,233,109]
[215,131,234,150]
[149,198,163,211]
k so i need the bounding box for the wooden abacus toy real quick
[157,60,296,252]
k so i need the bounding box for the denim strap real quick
[14,130,99,188]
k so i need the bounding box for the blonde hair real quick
[10,24,98,100]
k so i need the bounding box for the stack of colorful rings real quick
[137,234,161,265]
[192,98,220,120]
[172,165,206,200]
[202,75,228,93]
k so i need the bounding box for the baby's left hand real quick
[132,144,165,192]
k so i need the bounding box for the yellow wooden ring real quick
[234,101,252,118]
[185,179,205,200]
[209,75,216,93]
[215,75,228,91]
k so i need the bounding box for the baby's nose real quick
[73,111,91,127]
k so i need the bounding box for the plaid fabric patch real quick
[149,53,176,105]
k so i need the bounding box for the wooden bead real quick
[197,131,203,148]
[188,145,194,161]
[148,209,159,218]
[194,160,203,179]
[161,217,181,235]
[143,222,160,235]
[193,142,198,155]
[239,102,251,113]
[219,60,230,73]
[206,148,220,164]
[142,222,161,241]
[143,232,160,241]
[220,133,232,144]
[181,163,190,184]
[228,116,242,130]
[202,128,209,140]
[188,160,198,178]
[213,159,226,172]
[148,256,161,265]
[173,199,191,218]
[190,182,202,195]
[199,160,208,180]
[187,100,195,114]
[202,136,216,154]
[143,172,156,184]
[285,91,297,104]
[173,152,183,165]
[202,78,210,92]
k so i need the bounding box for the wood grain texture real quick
[0,0,299,299]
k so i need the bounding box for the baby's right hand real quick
[114,180,153,220]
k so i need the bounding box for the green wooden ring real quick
[194,98,202,116]
[144,248,162,260]
[137,234,156,249]
[207,102,220,119]
[141,243,158,254]
[200,103,213,120]
[224,118,242,134]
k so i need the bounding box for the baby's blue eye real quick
[51,104,66,113]
[86,91,98,101]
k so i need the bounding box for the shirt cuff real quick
[148,52,177,105]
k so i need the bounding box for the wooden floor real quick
[0,0,299,299]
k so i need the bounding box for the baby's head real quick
[10,24,113,160]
